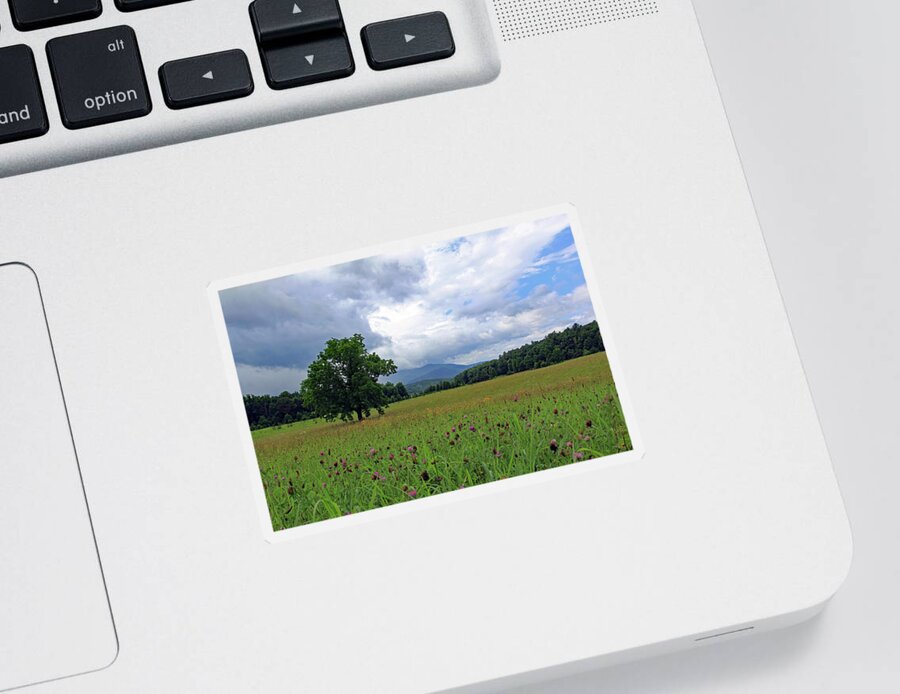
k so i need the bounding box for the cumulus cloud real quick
[220,214,596,395]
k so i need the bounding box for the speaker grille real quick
[493,0,659,41]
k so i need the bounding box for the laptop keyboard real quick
[0,0,498,176]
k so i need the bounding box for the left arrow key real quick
[159,50,254,110]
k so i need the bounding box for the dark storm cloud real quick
[220,255,425,380]
[220,215,594,395]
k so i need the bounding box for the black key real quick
[361,12,455,71]
[47,26,151,130]
[9,0,102,32]
[159,50,254,109]
[250,0,343,44]
[115,0,191,11]
[261,34,353,90]
[0,45,49,145]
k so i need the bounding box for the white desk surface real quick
[520,1,900,691]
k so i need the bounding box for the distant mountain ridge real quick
[392,363,474,389]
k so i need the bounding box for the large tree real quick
[300,334,397,422]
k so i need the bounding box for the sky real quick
[220,214,597,395]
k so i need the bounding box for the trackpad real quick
[0,264,117,691]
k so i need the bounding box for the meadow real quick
[253,352,632,530]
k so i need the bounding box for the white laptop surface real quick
[0,1,850,692]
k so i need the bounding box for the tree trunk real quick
[356,408,363,421]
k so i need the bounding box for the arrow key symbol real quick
[305,54,315,65]
[361,13,455,70]
[202,71,214,80]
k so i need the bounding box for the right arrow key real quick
[362,12,455,71]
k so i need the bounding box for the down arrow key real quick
[260,34,355,89]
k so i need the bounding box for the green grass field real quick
[253,352,632,530]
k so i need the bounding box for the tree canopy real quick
[300,334,398,422]
[243,391,311,430]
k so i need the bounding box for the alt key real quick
[47,25,152,130]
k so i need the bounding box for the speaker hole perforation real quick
[493,0,659,41]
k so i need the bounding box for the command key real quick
[0,45,49,145]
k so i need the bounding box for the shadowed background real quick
[512,1,900,692]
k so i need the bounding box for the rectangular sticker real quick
[211,206,635,536]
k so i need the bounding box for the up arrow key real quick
[404,34,415,43]
[251,0,345,43]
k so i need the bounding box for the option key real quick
[47,26,152,130]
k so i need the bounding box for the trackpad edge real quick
[0,263,117,691]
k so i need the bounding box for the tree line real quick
[243,380,409,430]
[422,321,604,395]
[242,322,604,429]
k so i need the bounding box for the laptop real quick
[0,1,851,692]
